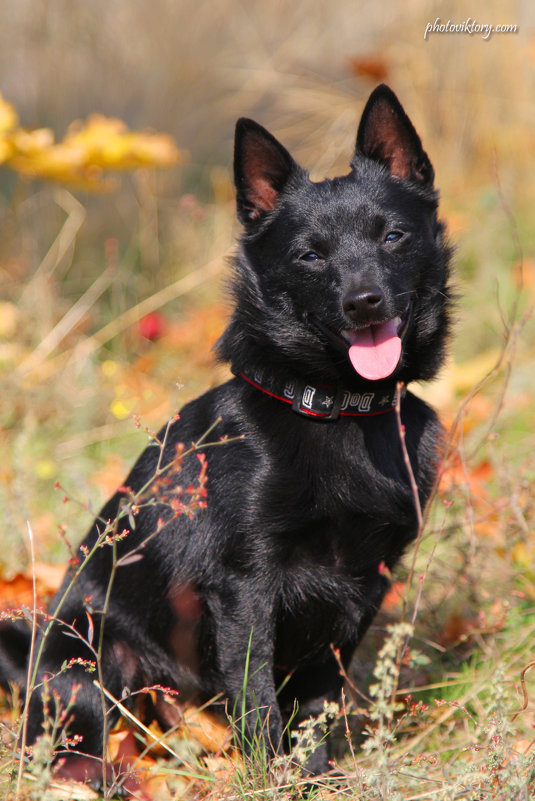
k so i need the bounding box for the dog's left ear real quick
[234,119,297,225]
[354,84,434,186]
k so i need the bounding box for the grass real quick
[1,172,534,800]
[1,2,535,797]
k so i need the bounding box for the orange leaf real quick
[439,612,476,646]
[0,563,63,612]
[515,259,535,293]
[0,574,35,611]
[349,55,389,81]
[182,706,232,753]
[513,739,534,755]
[439,455,494,500]
[381,581,405,611]
[89,454,127,497]
[29,562,65,594]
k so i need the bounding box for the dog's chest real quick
[255,417,421,535]
[273,531,390,663]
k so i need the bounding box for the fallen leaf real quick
[0,562,63,612]
[512,739,534,755]
[182,706,232,753]
[41,779,99,800]
[29,562,65,593]
[439,456,494,501]
[0,574,35,610]
[439,612,477,646]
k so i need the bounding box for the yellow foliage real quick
[511,541,531,568]
[0,94,18,163]
[449,349,502,394]
[0,93,181,190]
[0,95,18,134]
[110,397,133,420]
[0,301,18,338]
[64,114,180,170]
[0,139,14,164]
[11,127,55,154]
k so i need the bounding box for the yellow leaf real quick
[101,359,118,378]
[9,137,115,191]
[63,114,127,157]
[518,578,535,602]
[34,459,56,480]
[64,114,181,170]
[450,349,501,394]
[0,301,19,338]
[0,137,14,164]
[10,142,84,176]
[110,398,133,420]
[0,94,18,133]
[1,103,180,189]
[11,127,54,154]
[511,541,531,568]
[108,132,181,169]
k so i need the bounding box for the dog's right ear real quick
[354,84,434,186]
[234,119,296,225]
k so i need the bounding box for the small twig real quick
[16,264,116,376]
[18,253,226,381]
[20,189,86,287]
[340,689,358,767]
[395,382,423,530]
[331,644,371,705]
[69,256,224,366]
[15,523,39,800]
[395,382,424,630]
[155,415,174,474]
[94,682,183,763]
[193,415,223,447]
[512,659,535,722]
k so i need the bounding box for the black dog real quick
[0,84,451,784]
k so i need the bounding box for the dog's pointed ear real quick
[234,119,296,224]
[354,84,434,186]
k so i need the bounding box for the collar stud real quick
[237,366,404,421]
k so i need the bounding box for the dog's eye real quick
[384,231,404,243]
[301,251,321,262]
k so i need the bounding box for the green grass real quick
[1,192,534,799]
[1,6,534,792]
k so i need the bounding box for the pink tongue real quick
[347,320,401,381]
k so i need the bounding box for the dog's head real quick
[217,84,452,390]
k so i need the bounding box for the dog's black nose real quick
[343,287,384,322]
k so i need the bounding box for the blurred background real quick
[0,0,534,575]
[1,3,535,793]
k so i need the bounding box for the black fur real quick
[0,85,452,782]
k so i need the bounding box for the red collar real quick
[238,366,403,421]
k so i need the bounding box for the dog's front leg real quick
[278,654,346,775]
[211,579,282,762]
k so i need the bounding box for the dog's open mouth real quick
[310,304,411,382]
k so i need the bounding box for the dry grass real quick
[0,2,535,798]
